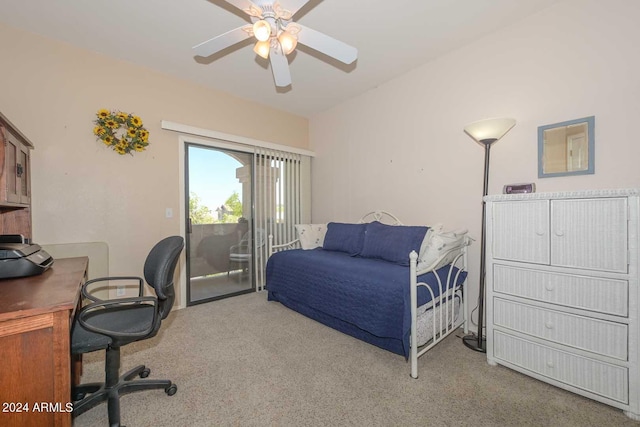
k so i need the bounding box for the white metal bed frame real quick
[268,211,470,379]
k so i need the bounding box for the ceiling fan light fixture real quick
[193,1,359,88]
[278,30,298,55]
[253,40,271,59]
[253,20,271,42]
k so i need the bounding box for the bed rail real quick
[268,235,300,257]
[409,235,471,379]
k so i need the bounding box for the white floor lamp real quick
[462,117,516,353]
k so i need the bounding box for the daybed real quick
[266,211,470,378]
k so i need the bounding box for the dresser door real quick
[492,200,550,264]
[551,198,628,273]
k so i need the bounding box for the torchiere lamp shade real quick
[464,118,516,144]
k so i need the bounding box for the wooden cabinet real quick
[0,257,88,427]
[485,189,640,419]
[0,111,34,239]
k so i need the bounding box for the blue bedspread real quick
[266,248,465,357]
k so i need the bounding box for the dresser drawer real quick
[493,264,628,316]
[493,330,628,404]
[494,298,628,360]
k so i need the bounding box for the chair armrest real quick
[77,296,158,339]
[229,242,250,254]
[81,276,145,302]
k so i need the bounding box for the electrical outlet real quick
[165,208,173,218]
[116,286,126,297]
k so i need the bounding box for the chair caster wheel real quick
[72,391,86,402]
[140,368,151,378]
[165,384,177,396]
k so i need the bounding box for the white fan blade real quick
[269,47,292,87]
[193,26,252,57]
[223,0,261,16]
[281,0,312,16]
[296,24,357,64]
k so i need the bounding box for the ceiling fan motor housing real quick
[252,4,292,38]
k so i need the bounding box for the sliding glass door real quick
[182,136,311,305]
[185,144,255,305]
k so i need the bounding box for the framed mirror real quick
[538,116,594,178]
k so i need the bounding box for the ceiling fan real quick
[193,0,358,87]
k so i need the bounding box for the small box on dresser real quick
[485,189,640,420]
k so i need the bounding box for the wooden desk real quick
[0,257,88,427]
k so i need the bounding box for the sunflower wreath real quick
[92,109,150,155]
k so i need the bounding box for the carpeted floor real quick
[73,292,639,426]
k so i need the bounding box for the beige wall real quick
[0,23,308,306]
[309,0,640,332]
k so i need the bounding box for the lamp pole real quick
[462,137,495,353]
[461,117,515,353]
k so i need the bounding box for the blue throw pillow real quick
[322,222,367,256]
[360,221,429,266]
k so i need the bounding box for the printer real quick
[0,237,54,279]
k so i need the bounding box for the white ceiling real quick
[0,0,561,118]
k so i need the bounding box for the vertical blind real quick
[253,147,310,290]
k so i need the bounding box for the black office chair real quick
[71,236,184,427]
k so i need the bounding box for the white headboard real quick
[358,211,403,225]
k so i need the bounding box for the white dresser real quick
[485,189,640,419]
